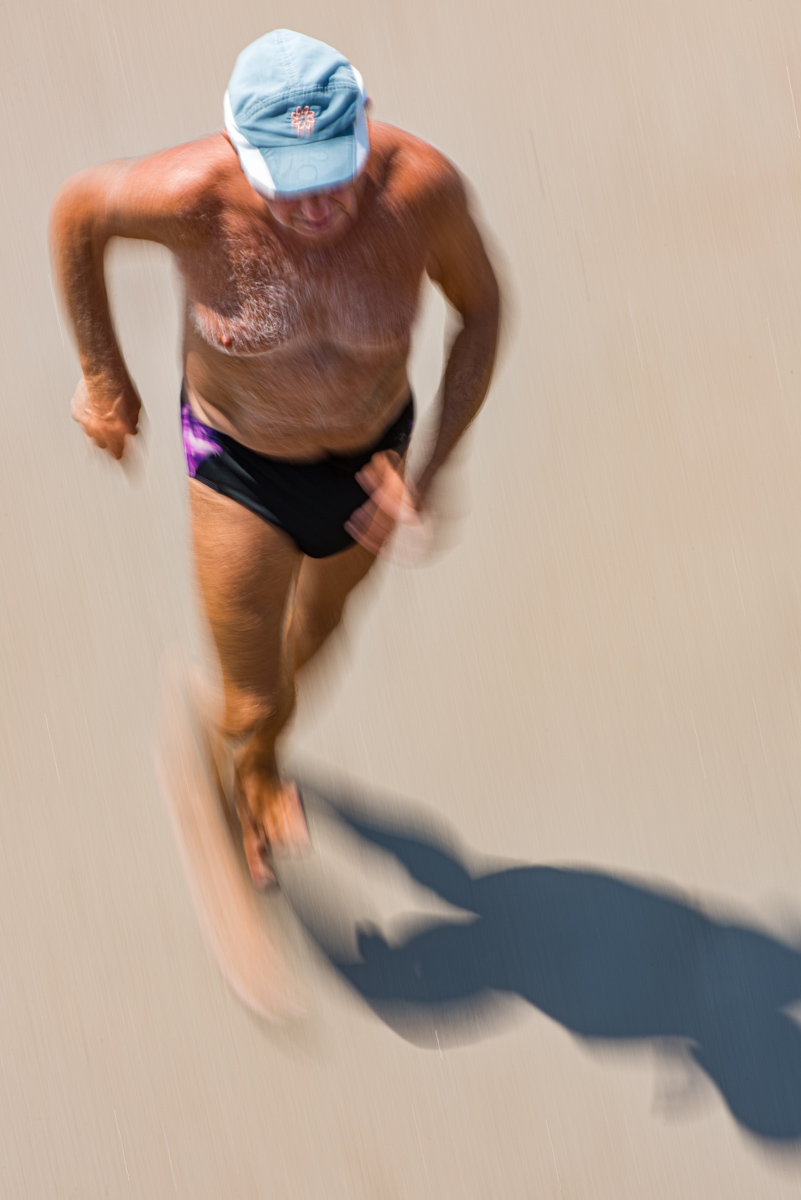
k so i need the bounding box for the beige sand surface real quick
[4,0,801,1194]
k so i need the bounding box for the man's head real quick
[224,30,369,240]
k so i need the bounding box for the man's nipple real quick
[221,335,232,347]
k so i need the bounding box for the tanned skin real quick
[50,121,500,888]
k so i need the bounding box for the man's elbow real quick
[464,279,501,344]
[49,169,108,250]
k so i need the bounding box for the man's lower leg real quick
[225,686,309,887]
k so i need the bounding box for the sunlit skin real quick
[50,118,500,888]
[263,179,363,242]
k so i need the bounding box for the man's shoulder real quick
[368,122,465,208]
[126,132,239,217]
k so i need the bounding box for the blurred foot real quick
[235,772,310,890]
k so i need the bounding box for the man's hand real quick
[71,376,142,460]
[345,450,432,562]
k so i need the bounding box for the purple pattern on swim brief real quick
[181,401,223,477]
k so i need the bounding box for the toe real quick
[242,825,277,890]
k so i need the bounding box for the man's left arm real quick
[346,167,500,555]
[417,169,501,503]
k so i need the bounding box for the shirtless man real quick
[50,29,500,890]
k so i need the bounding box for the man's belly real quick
[183,334,412,461]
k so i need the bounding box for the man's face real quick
[264,179,361,242]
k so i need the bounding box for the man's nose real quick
[301,195,331,220]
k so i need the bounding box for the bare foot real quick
[192,686,284,890]
[234,770,310,890]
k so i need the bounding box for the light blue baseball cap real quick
[224,30,369,198]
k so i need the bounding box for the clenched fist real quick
[71,376,142,460]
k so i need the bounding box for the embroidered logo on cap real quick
[291,106,316,137]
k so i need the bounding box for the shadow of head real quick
[288,781,801,1144]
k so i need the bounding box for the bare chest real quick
[181,209,425,359]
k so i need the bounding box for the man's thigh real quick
[189,480,302,696]
[293,540,379,653]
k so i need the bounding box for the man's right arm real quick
[49,146,207,458]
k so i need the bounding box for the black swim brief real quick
[181,387,414,558]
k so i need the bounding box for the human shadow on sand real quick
[290,782,801,1144]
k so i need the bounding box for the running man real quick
[50,30,500,889]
